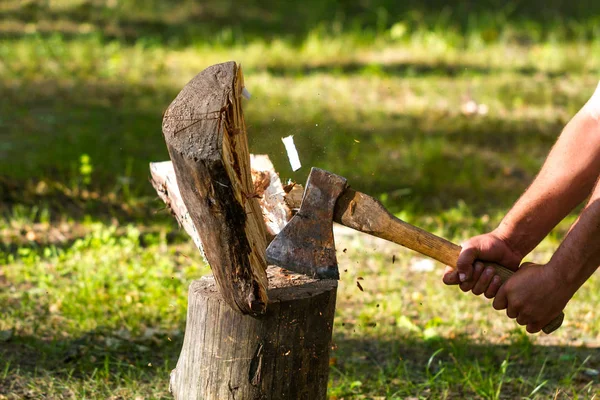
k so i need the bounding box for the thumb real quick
[456,244,479,282]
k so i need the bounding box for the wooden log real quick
[161,61,268,315]
[169,267,337,400]
[149,157,300,257]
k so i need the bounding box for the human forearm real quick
[549,178,600,291]
[496,107,600,257]
[446,82,600,286]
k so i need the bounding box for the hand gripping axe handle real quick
[266,168,564,334]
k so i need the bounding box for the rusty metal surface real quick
[265,168,347,279]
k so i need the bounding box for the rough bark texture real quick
[169,267,337,400]
[162,61,268,315]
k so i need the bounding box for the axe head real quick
[266,168,347,279]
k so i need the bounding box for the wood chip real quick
[356,281,364,292]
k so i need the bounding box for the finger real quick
[516,314,528,326]
[443,266,460,285]
[506,306,518,319]
[459,281,471,292]
[526,323,542,334]
[459,262,484,292]
[456,244,479,282]
[472,266,495,295]
[493,286,508,310]
[484,275,502,299]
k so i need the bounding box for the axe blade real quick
[266,168,347,279]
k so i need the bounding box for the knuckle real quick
[512,300,523,310]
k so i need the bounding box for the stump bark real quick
[169,267,337,400]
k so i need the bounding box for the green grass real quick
[2,1,600,398]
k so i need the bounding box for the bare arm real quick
[549,180,600,292]
[445,81,600,285]
[496,97,600,258]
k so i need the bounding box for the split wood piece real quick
[162,61,268,315]
[169,266,337,400]
[149,157,300,256]
[150,161,207,261]
[250,154,291,241]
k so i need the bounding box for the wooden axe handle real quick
[334,188,564,334]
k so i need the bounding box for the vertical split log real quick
[162,62,268,315]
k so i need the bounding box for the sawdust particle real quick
[356,281,364,292]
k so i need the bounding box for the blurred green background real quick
[1,1,600,398]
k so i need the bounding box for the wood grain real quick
[161,61,268,315]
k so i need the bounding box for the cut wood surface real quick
[150,156,299,258]
[161,61,269,315]
[169,267,337,400]
[150,161,207,262]
[250,154,290,241]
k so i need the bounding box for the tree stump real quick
[169,267,337,400]
[154,61,338,399]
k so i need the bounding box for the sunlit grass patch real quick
[0,225,208,337]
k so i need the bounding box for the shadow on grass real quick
[1,77,562,223]
[2,0,599,45]
[0,329,183,398]
[258,62,569,79]
[329,334,600,398]
[1,331,598,398]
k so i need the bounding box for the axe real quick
[266,168,564,334]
